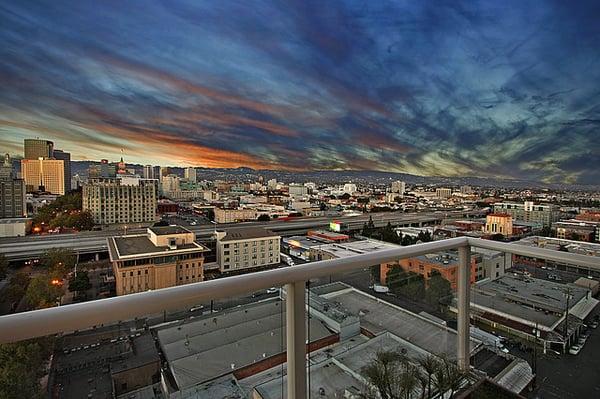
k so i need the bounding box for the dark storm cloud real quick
[0,0,599,182]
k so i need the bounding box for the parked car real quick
[569,345,582,355]
[590,321,598,329]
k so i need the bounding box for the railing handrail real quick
[0,236,596,344]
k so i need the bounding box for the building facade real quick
[53,149,71,192]
[435,188,452,199]
[108,226,208,296]
[493,201,559,226]
[391,180,406,195]
[143,165,154,179]
[288,183,308,197]
[214,207,257,223]
[381,252,478,290]
[24,138,53,160]
[484,213,513,236]
[83,178,158,225]
[553,220,597,242]
[0,155,26,218]
[20,158,65,195]
[215,228,281,273]
[184,167,197,183]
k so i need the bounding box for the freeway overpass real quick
[0,210,484,262]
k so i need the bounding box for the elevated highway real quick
[0,210,484,261]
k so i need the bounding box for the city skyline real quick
[1,1,600,184]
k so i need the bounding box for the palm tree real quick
[418,355,440,398]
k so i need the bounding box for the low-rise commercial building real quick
[454,275,598,353]
[215,227,281,273]
[381,251,478,290]
[484,213,513,236]
[436,188,452,199]
[108,226,208,296]
[553,220,598,242]
[214,207,257,223]
[512,236,600,277]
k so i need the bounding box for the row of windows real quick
[120,253,203,267]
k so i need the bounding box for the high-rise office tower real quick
[0,154,26,218]
[20,158,65,195]
[143,165,154,179]
[83,178,158,225]
[0,153,13,180]
[53,149,71,192]
[24,138,54,160]
[152,166,161,180]
[391,181,406,195]
[184,167,196,183]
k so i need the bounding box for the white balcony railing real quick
[0,236,598,398]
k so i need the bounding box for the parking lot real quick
[523,308,600,398]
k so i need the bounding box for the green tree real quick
[68,271,91,293]
[0,338,54,399]
[381,222,400,244]
[386,267,426,301]
[361,350,410,399]
[432,354,467,398]
[41,248,76,279]
[2,272,30,305]
[426,270,453,307]
[0,253,7,280]
[25,275,63,309]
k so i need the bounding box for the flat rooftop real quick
[108,235,207,260]
[220,227,279,241]
[318,238,401,259]
[156,298,333,390]
[513,236,600,258]
[471,275,590,328]
[148,225,191,235]
[254,333,420,399]
[318,285,478,358]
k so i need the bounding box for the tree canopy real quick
[68,271,91,293]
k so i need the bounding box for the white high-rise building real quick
[161,175,180,193]
[143,165,154,179]
[185,167,197,183]
[288,183,308,197]
[267,179,277,189]
[391,181,405,195]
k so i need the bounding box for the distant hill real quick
[69,160,599,191]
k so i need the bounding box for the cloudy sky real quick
[1,1,599,183]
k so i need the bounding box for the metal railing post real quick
[457,245,471,371]
[286,280,307,398]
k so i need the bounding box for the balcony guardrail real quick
[0,236,597,398]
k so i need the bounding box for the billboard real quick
[329,221,341,232]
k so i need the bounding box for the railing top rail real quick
[0,236,598,344]
[467,237,600,269]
